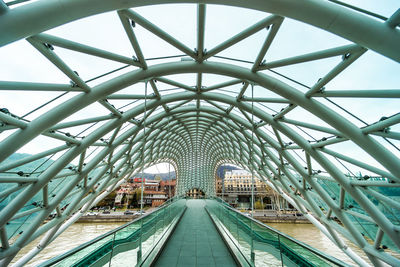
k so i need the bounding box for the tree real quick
[97,191,117,207]
[130,191,138,208]
[121,194,127,205]
[254,200,264,210]
[130,188,146,207]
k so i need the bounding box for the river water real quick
[10,222,396,266]
[267,223,366,266]
[11,223,125,266]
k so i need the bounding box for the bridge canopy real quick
[0,0,399,266]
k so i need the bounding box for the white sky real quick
[144,162,174,174]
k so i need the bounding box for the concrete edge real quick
[204,207,252,267]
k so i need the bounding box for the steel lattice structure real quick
[0,0,399,266]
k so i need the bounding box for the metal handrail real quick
[212,197,350,267]
[39,197,181,266]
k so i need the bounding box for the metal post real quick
[278,234,284,267]
[138,81,148,266]
[108,233,116,267]
[250,83,255,264]
[222,168,226,201]
[236,211,240,248]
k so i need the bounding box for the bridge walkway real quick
[154,199,237,267]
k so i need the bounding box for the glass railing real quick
[205,198,349,267]
[40,197,186,267]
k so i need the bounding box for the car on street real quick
[124,210,134,215]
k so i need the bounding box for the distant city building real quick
[160,180,176,199]
[224,170,268,194]
[114,185,134,206]
[217,169,291,211]
[215,178,223,194]
[143,190,167,207]
[114,177,176,207]
[186,188,205,198]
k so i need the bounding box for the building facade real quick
[114,177,176,207]
[159,180,177,199]
[217,169,291,210]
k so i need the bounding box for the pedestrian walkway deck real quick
[39,198,348,267]
[154,199,237,267]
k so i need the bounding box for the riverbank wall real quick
[254,215,310,224]
[75,213,310,223]
[77,215,137,223]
